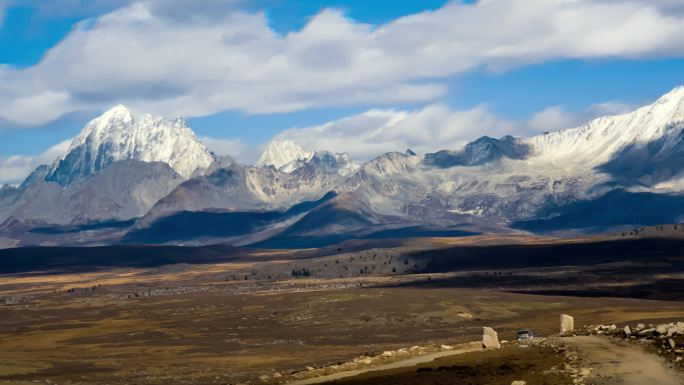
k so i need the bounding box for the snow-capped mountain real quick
[46,105,214,185]
[3,86,684,247]
[524,85,684,167]
[257,140,358,175]
[256,140,314,172]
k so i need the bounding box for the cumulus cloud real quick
[0,91,73,126]
[274,104,517,161]
[528,102,635,133]
[0,139,71,185]
[199,136,254,163]
[1,0,684,128]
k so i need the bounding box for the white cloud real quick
[528,102,635,133]
[585,101,635,117]
[528,106,580,133]
[274,104,516,161]
[0,91,73,126]
[199,136,255,163]
[1,0,684,128]
[0,139,71,185]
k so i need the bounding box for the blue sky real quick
[1,0,684,184]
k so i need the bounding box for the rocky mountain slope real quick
[2,86,684,247]
[0,161,183,228]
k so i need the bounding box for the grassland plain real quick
[2,280,684,384]
[1,233,684,384]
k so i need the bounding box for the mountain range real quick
[2,86,684,248]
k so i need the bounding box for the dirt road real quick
[288,336,684,385]
[287,343,483,385]
[563,336,683,385]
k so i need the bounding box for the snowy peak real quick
[652,84,684,120]
[97,104,134,124]
[46,105,214,185]
[256,140,358,175]
[524,85,684,167]
[256,140,314,170]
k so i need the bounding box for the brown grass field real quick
[1,232,684,384]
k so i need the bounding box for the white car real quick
[516,330,534,340]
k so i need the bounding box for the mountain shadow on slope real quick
[512,189,684,232]
[248,195,477,249]
[249,226,478,249]
[28,219,137,235]
[122,191,338,244]
[597,125,684,186]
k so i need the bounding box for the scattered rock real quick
[440,344,454,350]
[381,350,395,358]
[638,328,656,336]
[623,325,632,336]
[667,326,679,336]
[511,381,526,385]
[656,324,669,335]
[483,327,501,349]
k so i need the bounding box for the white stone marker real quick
[482,326,501,349]
[560,314,574,334]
